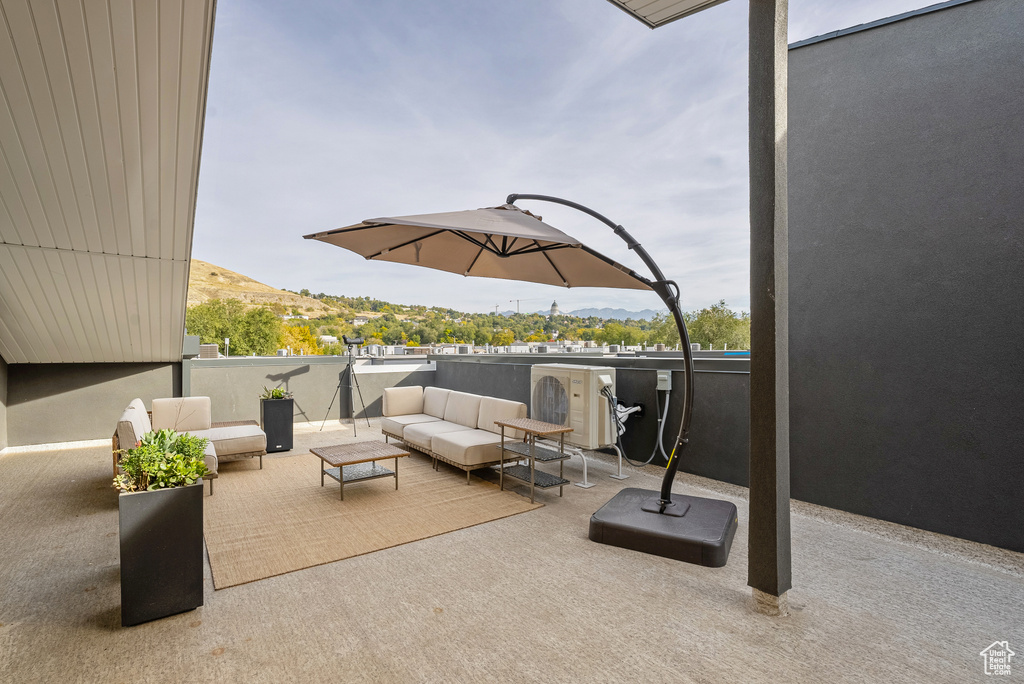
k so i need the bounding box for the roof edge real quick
[789,0,981,50]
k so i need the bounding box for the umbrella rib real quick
[541,247,569,286]
[465,245,486,275]
[507,242,573,256]
[367,229,446,259]
[579,244,652,287]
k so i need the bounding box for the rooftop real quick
[1,420,1020,682]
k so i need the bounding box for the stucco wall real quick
[788,0,1024,551]
[187,357,435,424]
[432,355,750,479]
[6,363,180,446]
[0,354,8,451]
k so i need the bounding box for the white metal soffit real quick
[604,0,730,28]
[0,0,216,363]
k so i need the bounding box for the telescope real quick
[342,335,363,346]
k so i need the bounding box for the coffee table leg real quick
[320,459,324,486]
[395,456,399,490]
[340,467,344,501]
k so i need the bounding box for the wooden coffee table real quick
[310,441,409,500]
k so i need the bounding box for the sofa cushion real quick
[431,430,504,467]
[116,398,152,448]
[152,397,212,432]
[383,386,423,417]
[402,420,474,453]
[422,387,451,419]
[203,441,219,478]
[381,414,441,438]
[443,391,482,429]
[477,396,527,437]
[190,425,266,458]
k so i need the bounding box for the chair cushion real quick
[383,386,423,417]
[443,391,482,429]
[477,396,527,437]
[190,425,266,457]
[431,430,504,467]
[152,397,212,432]
[381,414,441,438]
[116,398,152,448]
[422,387,451,419]
[402,420,474,452]
[203,440,219,477]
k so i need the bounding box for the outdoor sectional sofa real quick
[113,396,267,494]
[381,386,527,483]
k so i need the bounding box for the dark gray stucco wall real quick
[187,357,435,424]
[789,0,1024,551]
[432,355,750,481]
[6,363,180,446]
[0,354,8,451]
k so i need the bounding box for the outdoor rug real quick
[203,450,542,588]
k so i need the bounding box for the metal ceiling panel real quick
[605,0,730,28]
[0,0,215,363]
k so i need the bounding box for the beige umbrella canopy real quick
[303,204,651,291]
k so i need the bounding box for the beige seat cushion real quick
[191,425,266,458]
[402,420,474,453]
[383,386,423,416]
[381,414,441,438]
[431,430,504,467]
[477,396,527,437]
[422,387,451,419]
[443,391,482,429]
[152,397,212,432]
[116,398,152,448]
[203,441,219,478]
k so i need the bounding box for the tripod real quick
[320,343,372,434]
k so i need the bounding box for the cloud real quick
[193,0,937,315]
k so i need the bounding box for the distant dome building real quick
[550,301,560,317]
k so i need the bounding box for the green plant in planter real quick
[114,430,209,492]
[260,385,292,400]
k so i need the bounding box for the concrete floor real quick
[1,420,1021,683]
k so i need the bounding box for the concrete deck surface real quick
[1,420,1021,683]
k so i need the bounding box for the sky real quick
[193,0,941,316]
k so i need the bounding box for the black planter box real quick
[261,397,294,453]
[119,483,204,627]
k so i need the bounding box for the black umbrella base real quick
[589,488,738,567]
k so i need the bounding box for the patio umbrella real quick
[305,194,737,567]
[303,203,651,291]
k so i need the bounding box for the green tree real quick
[687,300,750,350]
[492,329,514,346]
[233,307,283,356]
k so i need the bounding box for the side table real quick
[494,418,574,503]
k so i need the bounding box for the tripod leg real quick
[320,381,342,431]
[351,370,372,428]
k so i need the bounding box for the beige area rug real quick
[203,450,542,589]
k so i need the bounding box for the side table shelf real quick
[500,464,570,491]
[495,418,575,504]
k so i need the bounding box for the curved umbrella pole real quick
[506,194,694,512]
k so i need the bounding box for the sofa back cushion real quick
[478,396,527,436]
[151,396,212,433]
[383,386,424,416]
[422,387,451,419]
[116,398,152,447]
[443,391,482,429]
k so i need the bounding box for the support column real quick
[747,0,791,615]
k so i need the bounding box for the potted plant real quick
[260,386,294,453]
[114,429,209,627]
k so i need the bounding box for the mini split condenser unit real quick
[530,364,616,449]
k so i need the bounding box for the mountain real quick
[187,259,338,316]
